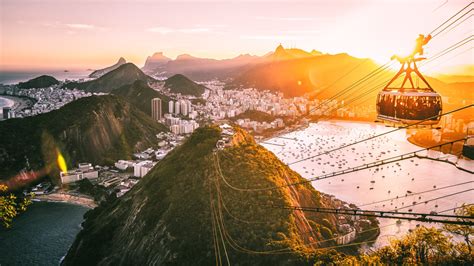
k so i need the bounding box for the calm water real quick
[0,70,91,85]
[0,202,88,266]
[262,121,474,248]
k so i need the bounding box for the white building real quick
[168,100,174,114]
[175,101,181,115]
[133,160,156,177]
[114,160,135,171]
[151,98,162,121]
[180,100,188,116]
[60,163,98,184]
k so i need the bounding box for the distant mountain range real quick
[139,45,472,102]
[142,52,171,73]
[142,51,263,81]
[89,57,127,79]
[18,75,59,89]
[63,126,350,265]
[140,45,325,81]
[0,95,166,187]
[72,45,472,105]
[66,63,207,97]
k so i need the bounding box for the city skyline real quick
[1,0,472,75]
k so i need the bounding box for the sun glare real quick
[56,149,68,173]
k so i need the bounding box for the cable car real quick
[376,34,442,125]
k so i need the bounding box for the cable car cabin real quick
[377,90,442,125]
[376,34,442,126]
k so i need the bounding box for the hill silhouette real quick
[65,63,152,93]
[142,52,171,73]
[164,74,207,96]
[18,75,59,89]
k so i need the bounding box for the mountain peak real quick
[142,52,171,72]
[117,57,126,64]
[149,52,170,60]
[176,54,197,60]
[68,63,152,93]
[275,43,285,52]
[89,57,128,78]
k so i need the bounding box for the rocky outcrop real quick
[89,58,127,79]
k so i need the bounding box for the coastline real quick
[0,94,35,112]
[257,117,378,143]
[35,191,97,209]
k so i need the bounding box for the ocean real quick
[0,70,91,85]
[262,121,474,248]
[0,201,88,266]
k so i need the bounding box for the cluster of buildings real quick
[323,194,378,245]
[59,163,99,184]
[168,99,198,118]
[234,118,285,133]
[199,88,300,120]
[150,79,374,136]
[0,85,92,119]
[439,114,471,134]
[163,114,200,135]
[150,96,200,135]
[59,131,184,197]
[192,84,375,134]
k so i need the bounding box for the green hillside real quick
[0,95,166,186]
[62,126,352,265]
[164,74,206,97]
[111,80,171,116]
[18,75,59,89]
[64,63,152,93]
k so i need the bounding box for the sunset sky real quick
[1,0,472,74]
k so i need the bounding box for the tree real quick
[443,204,474,253]
[371,226,454,264]
[0,184,33,228]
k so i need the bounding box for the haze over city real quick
[1,0,472,75]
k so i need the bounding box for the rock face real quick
[65,63,152,93]
[142,52,171,73]
[164,74,207,97]
[141,52,262,80]
[18,75,59,89]
[89,57,127,78]
[63,127,343,265]
[111,80,170,116]
[0,95,166,183]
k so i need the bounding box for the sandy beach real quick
[0,95,33,111]
[35,191,98,209]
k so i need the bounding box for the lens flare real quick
[56,149,68,173]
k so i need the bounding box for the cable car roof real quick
[378,91,441,97]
